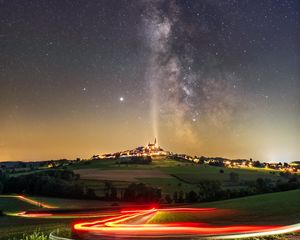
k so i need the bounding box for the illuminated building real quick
[96,138,169,160]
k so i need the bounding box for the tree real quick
[86,188,97,199]
[104,181,113,199]
[186,191,198,203]
[110,186,118,200]
[173,191,178,203]
[178,190,184,203]
[229,172,239,183]
[165,194,172,204]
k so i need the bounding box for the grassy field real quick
[163,164,282,182]
[74,168,172,181]
[0,196,69,240]
[0,196,41,213]
[1,189,299,239]
[69,158,284,181]
[0,195,121,240]
[7,159,286,198]
[148,189,300,225]
[67,158,286,196]
[30,196,118,209]
[68,158,188,170]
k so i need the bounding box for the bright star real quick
[119,97,124,102]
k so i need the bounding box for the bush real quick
[229,172,239,183]
[9,231,48,240]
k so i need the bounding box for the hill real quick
[148,189,300,225]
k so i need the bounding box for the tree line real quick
[0,169,299,205]
[0,170,162,203]
[0,170,97,200]
[165,176,300,203]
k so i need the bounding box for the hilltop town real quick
[88,138,300,174]
[1,139,299,174]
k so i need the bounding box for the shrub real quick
[9,231,48,240]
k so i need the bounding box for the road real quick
[8,197,300,239]
[72,208,300,239]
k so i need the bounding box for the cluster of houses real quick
[92,138,169,160]
[2,140,299,174]
[90,139,300,173]
[177,155,300,173]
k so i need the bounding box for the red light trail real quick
[73,208,300,239]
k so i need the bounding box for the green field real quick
[1,190,299,239]
[0,194,131,239]
[8,158,287,198]
[0,196,40,213]
[164,165,282,182]
[0,196,69,240]
[30,196,120,209]
[148,189,300,225]
[66,158,286,196]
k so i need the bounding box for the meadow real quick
[0,196,39,212]
[1,190,299,239]
[148,189,300,225]
[66,158,287,196]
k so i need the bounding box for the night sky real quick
[1,0,299,162]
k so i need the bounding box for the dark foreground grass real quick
[0,216,71,240]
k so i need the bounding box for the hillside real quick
[66,158,288,196]
[148,189,300,225]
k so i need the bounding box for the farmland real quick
[74,168,172,181]
[66,158,288,196]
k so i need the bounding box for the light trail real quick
[16,211,116,219]
[73,207,300,239]
[16,195,56,208]
[0,195,55,209]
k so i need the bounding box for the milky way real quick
[0,0,299,161]
[143,1,241,144]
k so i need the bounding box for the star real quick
[119,97,124,102]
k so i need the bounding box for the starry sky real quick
[0,0,299,162]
